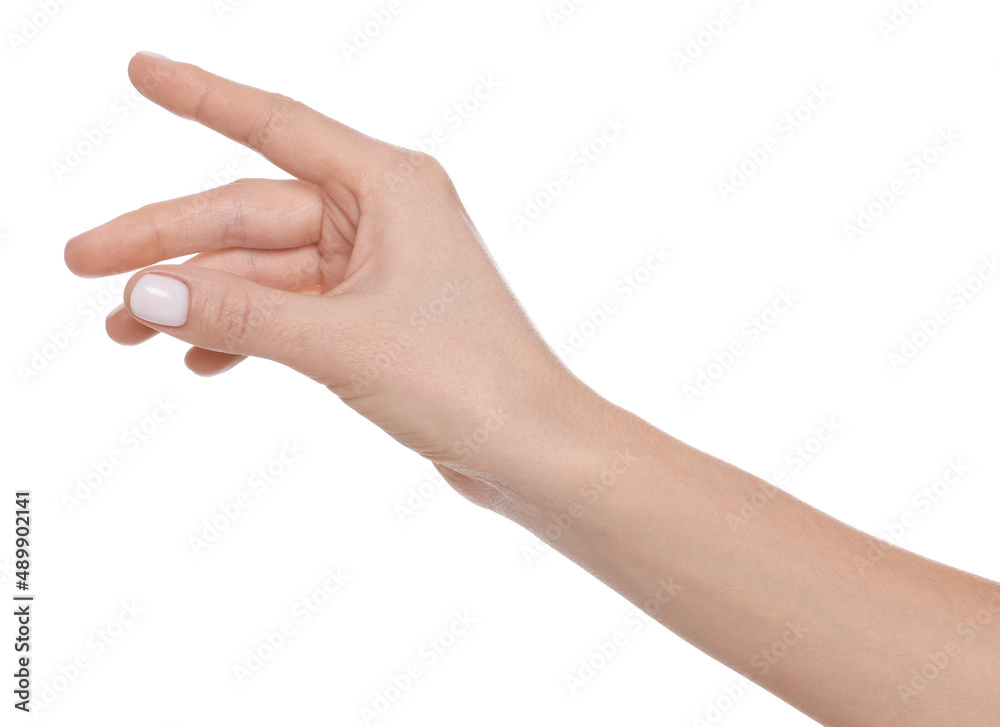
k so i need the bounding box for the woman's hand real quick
[64,55,1000,727]
[64,53,593,505]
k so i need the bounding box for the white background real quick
[3,0,1000,724]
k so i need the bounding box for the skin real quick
[65,54,1000,725]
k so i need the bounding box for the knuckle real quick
[190,78,215,125]
[140,209,169,261]
[247,95,292,155]
[421,156,457,195]
[207,287,259,348]
[247,107,278,155]
[413,152,446,180]
[221,193,249,248]
[385,150,455,196]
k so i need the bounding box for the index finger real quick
[128,52,387,191]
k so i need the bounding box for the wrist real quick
[438,359,654,529]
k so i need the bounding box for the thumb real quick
[123,265,348,377]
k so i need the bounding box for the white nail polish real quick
[137,51,170,61]
[130,274,189,327]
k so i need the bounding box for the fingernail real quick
[130,274,189,327]
[137,51,171,61]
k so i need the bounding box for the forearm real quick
[469,382,1000,726]
[95,54,995,723]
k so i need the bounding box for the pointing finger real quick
[127,53,390,192]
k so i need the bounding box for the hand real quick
[64,53,591,504]
[63,55,1000,727]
